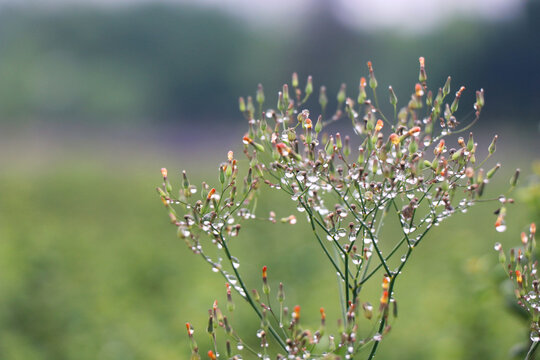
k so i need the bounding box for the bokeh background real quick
[1,0,539,359]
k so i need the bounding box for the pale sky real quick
[0,0,527,32]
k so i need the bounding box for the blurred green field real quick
[0,127,537,360]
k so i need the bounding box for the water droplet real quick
[373,333,382,341]
[231,256,240,269]
[494,243,502,251]
[237,342,244,350]
[496,224,507,233]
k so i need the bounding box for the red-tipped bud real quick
[389,133,400,145]
[380,290,389,310]
[408,126,421,136]
[532,223,536,236]
[207,188,216,201]
[227,150,234,161]
[415,83,424,97]
[305,118,312,129]
[434,140,445,155]
[186,322,194,336]
[320,307,326,321]
[208,350,217,360]
[515,270,523,286]
[293,305,301,321]
[276,143,291,157]
[521,232,528,245]
[242,135,253,145]
[161,167,168,178]
[360,77,367,89]
[382,276,390,290]
[262,265,267,280]
[375,119,384,132]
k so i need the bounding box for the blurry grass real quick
[0,127,536,359]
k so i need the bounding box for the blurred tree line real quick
[0,2,537,125]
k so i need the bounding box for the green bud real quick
[277,91,285,112]
[510,168,520,187]
[253,142,265,152]
[467,132,475,152]
[486,163,501,179]
[183,171,189,189]
[325,136,334,155]
[315,115,323,133]
[246,96,255,115]
[156,187,167,198]
[389,86,398,107]
[238,97,246,112]
[282,84,290,107]
[426,90,433,107]
[357,148,365,164]
[498,249,506,265]
[256,84,265,105]
[305,75,313,96]
[343,136,351,157]
[278,282,285,303]
[398,107,408,124]
[337,83,346,105]
[367,61,377,89]
[219,165,225,184]
[336,133,343,149]
[319,86,328,112]
[476,89,484,109]
[442,76,451,98]
[207,315,214,335]
[408,139,418,154]
[451,148,463,161]
[292,72,299,88]
[488,135,498,154]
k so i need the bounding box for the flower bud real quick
[292,72,299,88]
[488,135,498,154]
[418,56,427,84]
[389,86,398,107]
[358,77,367,104]
[256,83,265,105]
[367,61,378,89]
[486,163,500,179]
[442,76,451,98]
[319,86,328,112]
[450,86,465,113]
[337,83,346,105]
[305,75,313,96]
[510,168,520,187]
[238,97,246,112]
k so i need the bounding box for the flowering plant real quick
[158,58,514,359]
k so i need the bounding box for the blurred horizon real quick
[0,0,538,129]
